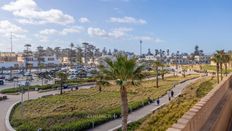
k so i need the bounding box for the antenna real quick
[140,40,142,56]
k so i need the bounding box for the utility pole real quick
[140,40,142,57]
[10,32,13,56]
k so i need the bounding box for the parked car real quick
[0,79,4,85]
[18,81,30,86]
[24,72,32,76]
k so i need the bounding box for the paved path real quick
[89,77,201,131]
[0,84,95,131]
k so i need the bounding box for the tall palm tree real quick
[56,72,68,95]
[217,50,225,80]
[223,54,230,76]
[212,53,221,83]
[160,63,167,80]
[102,54,144,131]
[69,43,75,67]
[153,61,162,88]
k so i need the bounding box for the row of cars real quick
[66,66,97,80]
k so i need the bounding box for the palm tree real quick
[69,43,75,67]
[212,53,221,83]
[153,61,162,88]
[24,44,32,72]
[101,54,144,131]
[223,54,230,76]
[160,63,166,80]
[56,72,68,95]
[182,69,187,77]
[217,50,225,80]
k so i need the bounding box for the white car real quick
[18,81,30,86]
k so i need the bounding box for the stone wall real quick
[167,74,232,131]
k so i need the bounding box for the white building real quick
[25,55,60,67]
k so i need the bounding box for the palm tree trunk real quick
[220,63,223,80]
[156,67,159,88]
[120,86,128,131]
[161,66,164,80]
[225,63,228,76]
[60,82,63,95]
[99,85,102,92]
[216,63,219,84]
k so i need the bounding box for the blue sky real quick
[0,0,232,54]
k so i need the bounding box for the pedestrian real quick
[171,90,174,97]
[156,97,160,105]
[167,90,171,101]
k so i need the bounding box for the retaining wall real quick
[167,74,232,131]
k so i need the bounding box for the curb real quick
[5,101,20,131]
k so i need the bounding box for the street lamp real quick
[140,40,142,57]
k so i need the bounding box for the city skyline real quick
[0,0,232,54]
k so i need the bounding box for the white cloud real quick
[133,36,163,43]
[61,27,83,35]
[108,28,132,38]
[0,20,26,34]
[87,27,132,38]
[39,29,58,35]
[39,27,83,36]
[110,16,147,24]
[2,0,37,11]
[87,27,108,37]
[79,17,90,23]
[2,0,75,25]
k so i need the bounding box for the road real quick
[89,77,200,131]
[0,79,54,91]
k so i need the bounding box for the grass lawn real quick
[126,76,217,131]
[10,75,198,131]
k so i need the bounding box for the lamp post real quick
[140,40,142,57]
[20,80,24,118]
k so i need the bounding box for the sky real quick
[0,0,232,55]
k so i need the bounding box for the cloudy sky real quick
[0,0,232,54]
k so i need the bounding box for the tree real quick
[35,46,45,70]
[69,43,75,67]
[194,45,200,56]
[54,47,62,59]
[153,61,162,88]
[217,50,225,80]
[160,63,167,80]
[76,46,83,64]
[212,53,221,83]
[223,54,230,76]
[182,69,187,77]
[23,44,32,72]
[101,54,144,131]
[56,72,68,95]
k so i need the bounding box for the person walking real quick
[167,90,171,101]
[171,90,174,97]
[156,97,160,105]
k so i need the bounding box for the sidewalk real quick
[89,77,200,131]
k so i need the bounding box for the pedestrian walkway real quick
[89,77,201,131]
